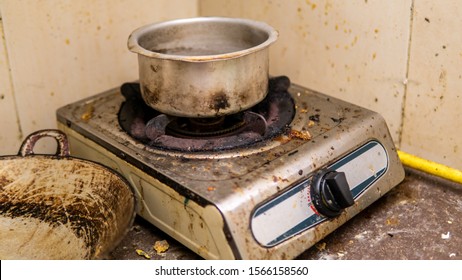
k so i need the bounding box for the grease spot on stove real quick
[309,114,320,122]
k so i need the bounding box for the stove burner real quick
[173,116,231,136]
[118,76,295,152]
[162,111,267,138]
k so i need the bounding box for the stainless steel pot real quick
[0,130,136,259]
[128,17,278,118]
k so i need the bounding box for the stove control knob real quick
[310,169,354,218]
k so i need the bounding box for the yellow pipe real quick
[397,150,462,184]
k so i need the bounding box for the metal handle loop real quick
[18,129,70,157]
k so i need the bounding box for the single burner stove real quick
[56,77,404,259]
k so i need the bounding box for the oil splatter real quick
[289,129,312,140]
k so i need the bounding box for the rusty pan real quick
[0,130,136,259]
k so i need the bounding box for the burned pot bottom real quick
[140,79,268,118]
[118,76,295,152]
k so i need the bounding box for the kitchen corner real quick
[1,0,462,261]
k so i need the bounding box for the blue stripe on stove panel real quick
[330,141,379,170]
[253,179,311,218]
[267,214,326,246]
[252,141,388,247]
[351,167,387,198]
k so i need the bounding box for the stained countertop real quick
[110,168,462,260]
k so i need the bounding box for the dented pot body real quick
[128,17,278,118]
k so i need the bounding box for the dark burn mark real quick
[0,176,12,190]
[0,198,100,259]
[143,85,159,104]
[238,91,249,104]
[309,114,320,122]
[150,65,160,73]
[331,117,346,123]
[209,91,230,112]
[288,150,298,156]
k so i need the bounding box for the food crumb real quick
[441,232,451,239]
[135,249,151,259]
[289,129,312,140]
[207,186,216,191]
[354,231,368,240]
[385,217,399,226]
[154,240,170,254]
[315,242,326,251]
[81,104,94,121]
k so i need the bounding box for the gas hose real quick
[397,150,462,184]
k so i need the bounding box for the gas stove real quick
[56,76,404,259]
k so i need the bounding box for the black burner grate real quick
[118,76,295,152]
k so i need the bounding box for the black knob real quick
[310,169,354,218]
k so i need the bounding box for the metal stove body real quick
[56,80,404,259]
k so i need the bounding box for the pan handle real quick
[18,129,70,157]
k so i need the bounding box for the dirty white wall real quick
[0,18,21,153]
[200,0,462,169]
[0,0,197,155]
[401,1,462,170]
[0,0,461,170]
[201,0,411,144]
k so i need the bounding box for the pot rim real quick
[127,16,278,62]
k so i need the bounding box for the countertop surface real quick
[110,168,462,260]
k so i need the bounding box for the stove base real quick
[56,82,404,259]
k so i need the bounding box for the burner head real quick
[118,76,295,152]
[166,116,242,138]
[164,112,268,139]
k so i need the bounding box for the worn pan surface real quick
[0,130,136,259]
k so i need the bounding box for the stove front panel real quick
[251,141,388,247]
